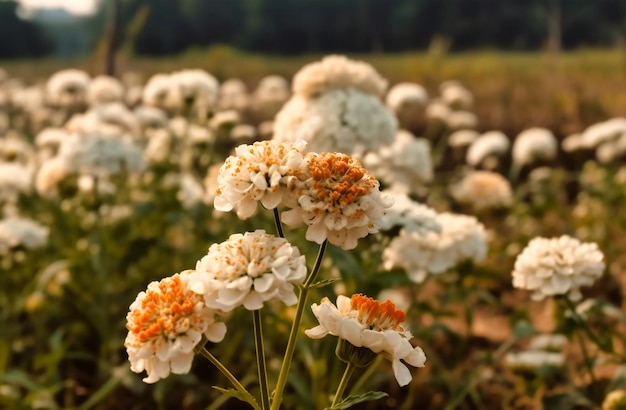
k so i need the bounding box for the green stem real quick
[273,208,284,238]
[576,331,597,387]
[562,297,611,353]
[331,362,356,409]
[199,346,261,410]
[348,355,383,396]
[270,240,328,410]
[253,309,271,410]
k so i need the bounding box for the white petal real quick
[391,359,413,387]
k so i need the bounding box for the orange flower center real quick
[306,153,374,208]
[127,275,201,343]
[350,294,406,331]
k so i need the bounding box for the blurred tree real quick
[0,0,51,58]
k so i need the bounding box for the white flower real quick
[305,294,426,386]
[386,82,428,113]
[0,216,49,251]
[273,90,397,155]
[528,334,567,352]
[466,131,510,167]
[45,69,90,107]
[125,271,227,383]
[512,235,605,301]
[362,130,433,192]
[512,127,558,167]
[504,351,564,371]
[35,157,70,197]
[292,55,388,98]
[561,133,585,153]
[282,152,393,250]
[87,75,125,106]
[377,190,441,235]
[214,140,306,219]
[439,80,473,110]
[250,75,290,121]
[177,173,204,209]
[57,134,145,177]
[190,230,306,311]
[142,73,171,107]
[218,78,249,112]
[0,162,33,201]
[450,170,513,211]
[448,129,480,148]
[580,117,626,149]
[383,212,487,283]
[445,110,478,131]
[134,105,168,129]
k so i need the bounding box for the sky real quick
[17,0,99,16]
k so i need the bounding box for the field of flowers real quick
[1,51,626,410]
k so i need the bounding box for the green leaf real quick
[324,391,388,410]
[309,278,340,289]
[212,386,259,408]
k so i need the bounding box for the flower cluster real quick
[282,152,393,249]
[305,294,426,386]
[214,139,306,218]
[383,212,487,283]
[512,235,605,301]
[190,230,307,311]
[125,271,227,383]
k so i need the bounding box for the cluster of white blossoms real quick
[214,140,306,219]
[377,190,441,236]
[190,230,307,311]
[143,69,219,116]
[450,170,513,211]
[45,69,90,107]
[281,152,393,250]
[466,130,510,168]
[124,271,227,383]
[362,130,433,194]
[0,215,49,252]
[292,55,388,98]
[305,294,426,387]
[511,127,558,168]
[273,55,397,155]
[383,212,487,283]
[512,235,605,301]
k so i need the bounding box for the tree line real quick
[2,0,626,59]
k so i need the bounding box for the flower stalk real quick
[253,309,271,410]
[331,362,357,408]
[270,240,327,410]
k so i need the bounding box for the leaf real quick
[212,386,259,408]
[309,278,340,289]
[324,391,388,410]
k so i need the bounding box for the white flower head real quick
[450,170,513,211]
[282,152,393,250]
[190,230,306,311]
[87,75,125,106]
[512,127,558,167]
[512,235,605,301]
[273,90,397,155]
[377,190,441,235]
[45,69,90,107]
[124,271,227,383]
[383,212,487,283]
[305,294,426,386]
[214,140,307,219]
[504,351,564,372]
[466,131,510,167]
[292,55,388,98]
[362,130,433,193]
[0,216,49,252]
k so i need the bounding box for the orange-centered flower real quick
[282,152,392,250]
[125,271,226,383]
[305,294,426,386]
